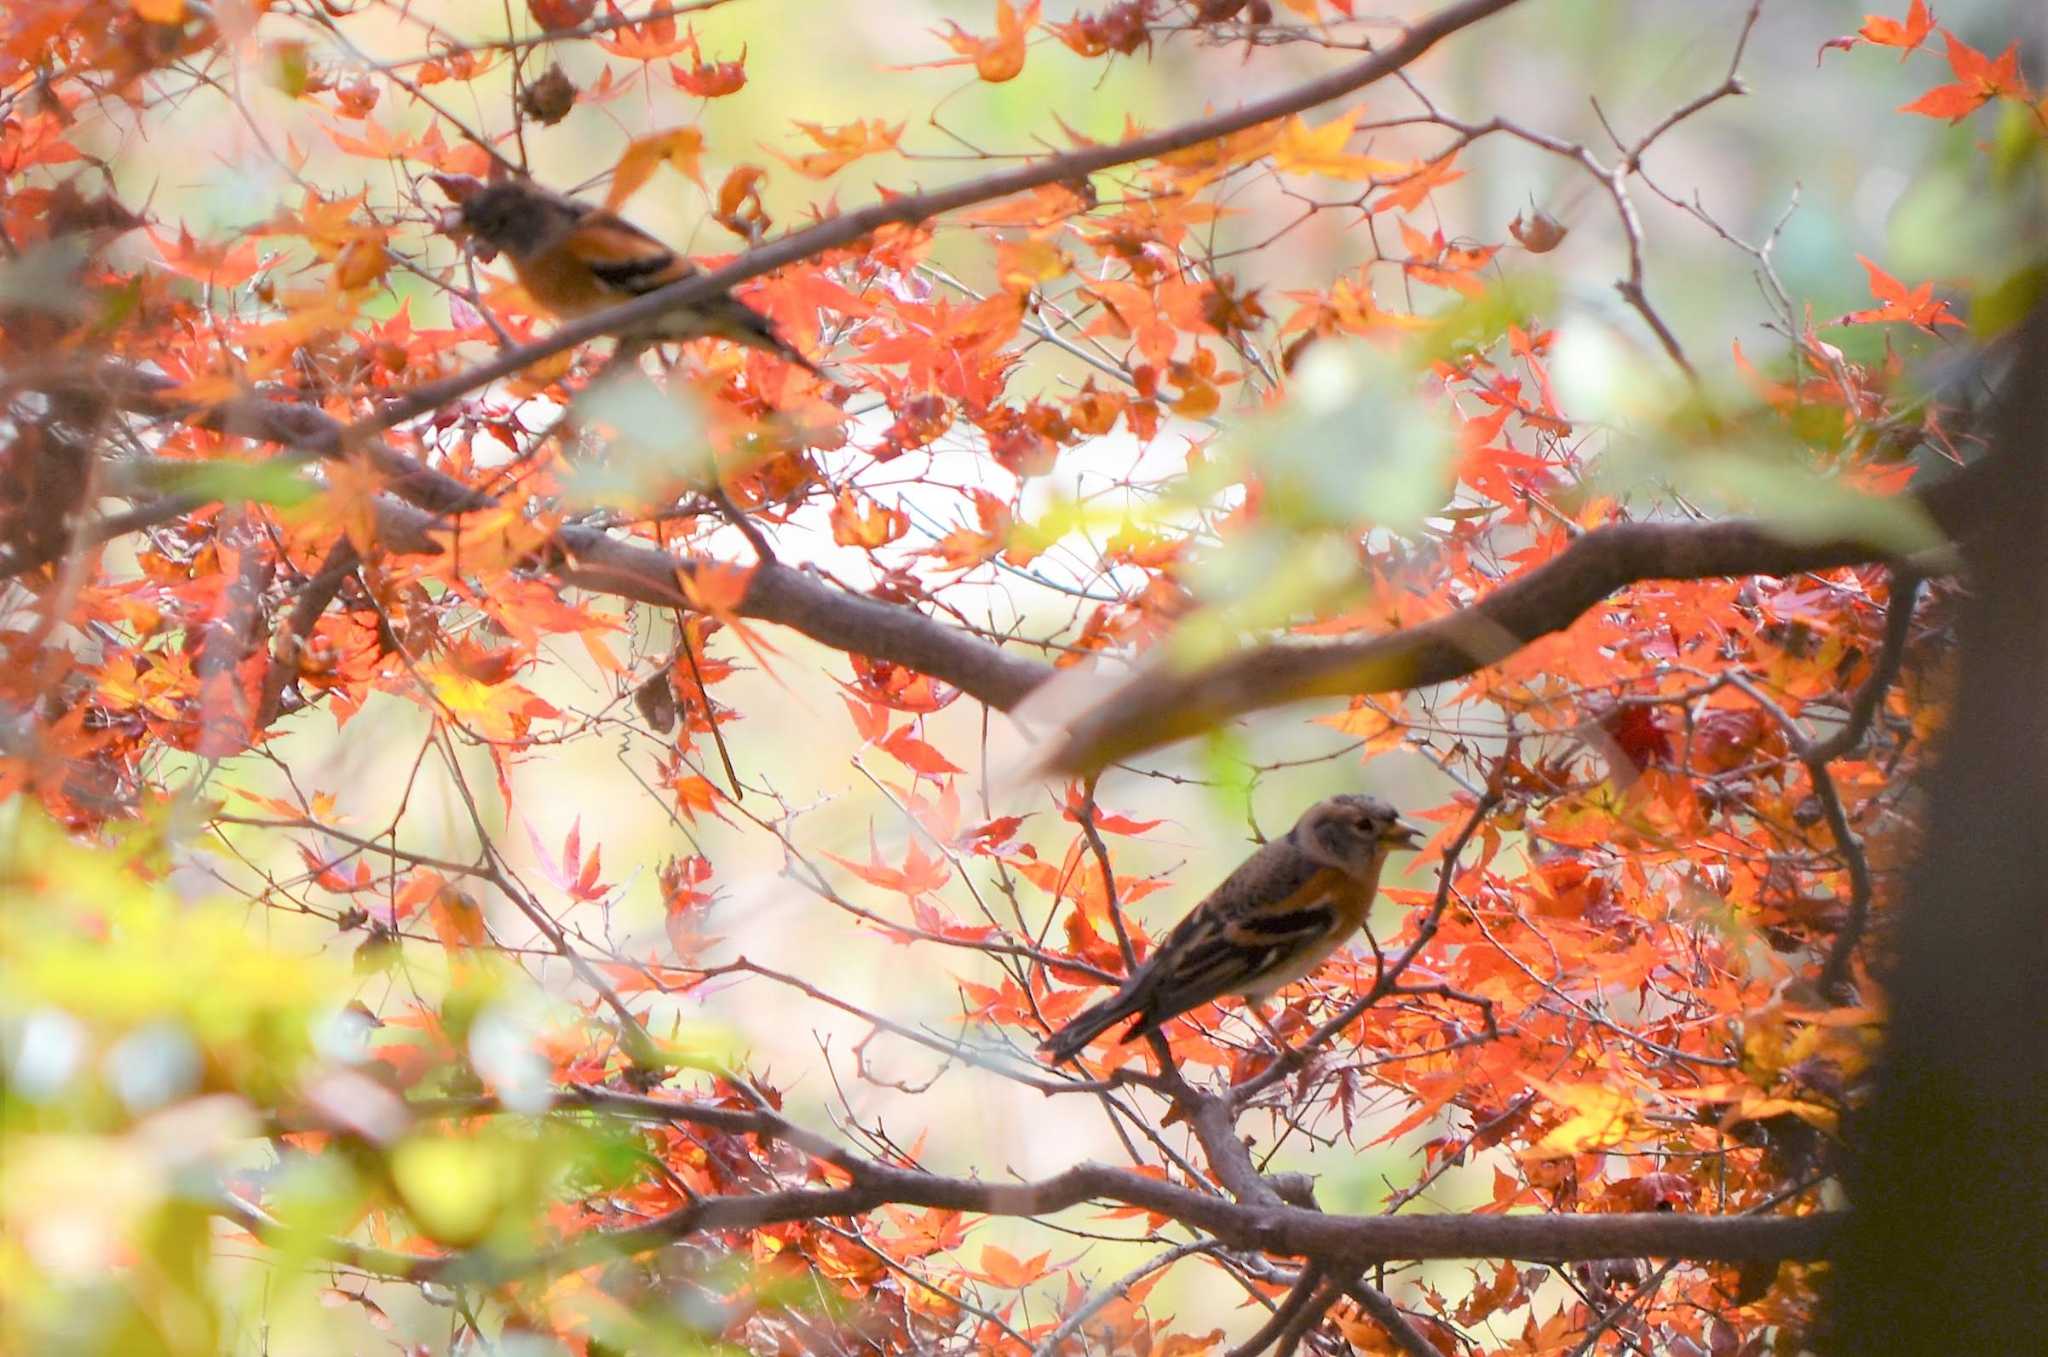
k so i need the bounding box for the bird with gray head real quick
[1040,794,1420,1064]
[436,174,823,375]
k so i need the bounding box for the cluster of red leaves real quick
[1827,2,2040,124]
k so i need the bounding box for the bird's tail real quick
[709,298,827,378]
[1040,990,1147,1064]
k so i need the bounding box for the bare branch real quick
[231,1147,1839,1286]
[1034,1240,1222,1357]
[1342,1279,1443,1357]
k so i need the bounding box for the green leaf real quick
[1974,262,2048,339]
[564,371,710,510]
[1670,452,1943,555]
[1407,273,1557,368]
[1199,728,1258,825]
[157,460,321,508]
[1214,342,1456,537]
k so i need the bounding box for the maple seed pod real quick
[528,0,597,32]
[1510,208,1568,253]
[519,64,577,126]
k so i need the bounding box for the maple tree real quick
[1,1,2043,1355]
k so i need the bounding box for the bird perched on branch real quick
[1041,794,1420,1064]
[434,175,823,376]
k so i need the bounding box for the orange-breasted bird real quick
[439,176,823,375]
[1040,794,1420,1063]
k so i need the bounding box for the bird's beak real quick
[1382,820,1423,849]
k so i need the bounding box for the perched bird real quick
[1040,794,1420,1063]
[439,176,822,375]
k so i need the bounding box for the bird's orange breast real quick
[1232,865,1381,999]
[507,247,617,318]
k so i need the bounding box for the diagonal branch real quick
[1043,464,1989,773]
[86,369,1057,712]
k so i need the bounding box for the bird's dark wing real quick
[1041,847,1314,1062]
[1132,840,1351,1021]
[559,210,692,294]
[566,209,824,373]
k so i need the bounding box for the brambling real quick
[1040,794,1420,1063]
[440,176,823,375]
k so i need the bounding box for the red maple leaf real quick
[1899,31,2029,121]
[1838,255,1963,332]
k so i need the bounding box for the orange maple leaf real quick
[1370,151,1465,216]
[1899,31,2029,121]
[826,836,953,898]
[924,490,1013,571]
[973,1244,1050,1288]
[929,0,1040,83]
[608,127,705,205]
[596,0,690,59]
[829,490,908,548]
[878,725,964,777]
[667,30,746,97]
[768,118,906,179]
[148,225,265,286]
[1859,0,1934,57]
[1838,255,1963,332]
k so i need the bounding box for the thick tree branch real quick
[86,370,1056,711]
[239,1147,1837,1287]
[550,524,1050,707]
[1827,305,2048,1354]
[1043,464,1988,772]
[248,1077,1838,1291]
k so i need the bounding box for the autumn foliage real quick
[0,1,2043,1355]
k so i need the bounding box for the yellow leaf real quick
[1525,1077,1642,1157]
[608,127,705,207]
[996,236,1069,293]
[133,0,184,21]
[769,118,905,179]
[323,453,384,560]
[1723,1096,1839,1135]
[1313,699,1407,755]
[391,1134,518,1247]
[1271,108,1412,181]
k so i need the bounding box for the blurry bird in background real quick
[1040,794,1420,1064]
[434,175,823,376]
